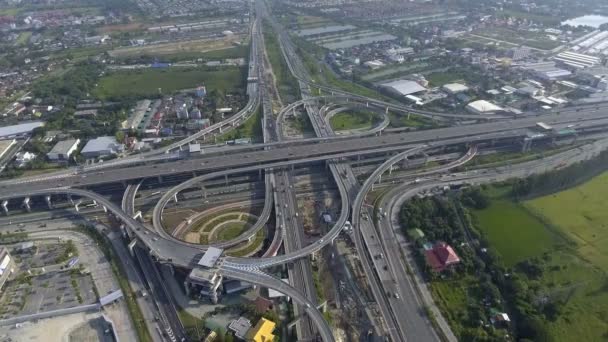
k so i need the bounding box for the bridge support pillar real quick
[68,195,74,205]
[259,168,262,180]
[23,197,31,212]
[183,280,191,296]
[102,206,108,213]
[133,211,142,221]
[366,101,369,108]
[224,174,228,185]
[127,239,137,257]
[219,126,223,134]
[200,186,207,199]
[422,152,429,165]
[173,194,178,204]
[1,200,8,215]
[157,175,163,184]
[91,200,97,207]
[74,200,82,212]
[385,106,389,114]
[45,195,52,209]
[521,138,532,153]
[389,165,393,175]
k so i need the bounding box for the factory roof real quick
[466,100,504,114]
[0,121,44,138]
[442,83,469,94]
[381,79,426,96]
[49,139,80,155]
[81,136,120,154]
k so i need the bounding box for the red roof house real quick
[425,242,461,272]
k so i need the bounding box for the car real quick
[395,293,400,299]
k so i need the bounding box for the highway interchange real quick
[4,2,608,341]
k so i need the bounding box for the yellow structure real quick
[247,317,276,342]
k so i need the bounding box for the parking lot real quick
[0,270,97,319]
[13,242,72,269]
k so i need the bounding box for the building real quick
[15,152,36,168]
[407,228,425,241]
[465,100,504,115]
[80,137,123,159]
[253,296,273,313]
[190,108,202,119]
[47,139,80,161]
[0,139,16,160]
[123,100,151,131]
[363,60,384,69]
[507,46,531,61]
[554,51,601,69]
[73,109,98,118]
[442,83,469,95]
[520,62,572,81]
[229,317,252,340]
[176,103,189,120]
[195,86,207,98]
[0,248,14,291]
[246,318,276,342]
[424,242,460,272]
[186,268,223,303]
[0,121,44,139]
[381,79,426,97]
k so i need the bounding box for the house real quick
[491,312,511,328]
[253,296,273,313]
[246,317,276,342]
[407,228,425,241]
[47,139,80,161]
[228,317,252,340]
[424,242,460,272]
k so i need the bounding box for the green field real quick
[329,111,380,131]
[426,71,467,87]
[474,199,558,267]
[471,172,608,341]
[226,230,265,257]
[94,67,245,99]
[526,171,608,271]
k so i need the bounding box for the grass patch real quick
[525,171,608,271]
[94,66,246,100]
[215,106,262,143]
[426,71,467,87]
[388,112,431,128]
[473,199,558,267]
[178,309,206,340]
[263,20,300,102]
[226,230,265,257]
[329,110,380,131]
[215,222,250,242]
[15,32,32,46]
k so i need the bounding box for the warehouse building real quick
[381,79,426,97]
[47,139,80,161]
[442,83,469,95]
[0,248,14,291]
[554,51,601,69]
[465,100,504,115]
[81,137,123,159]
[0,121,44,139]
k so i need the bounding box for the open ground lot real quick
[108,36,244,58]
[93,66,246,99]
[470,173,608,342]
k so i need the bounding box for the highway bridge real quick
[5,2,608,341]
